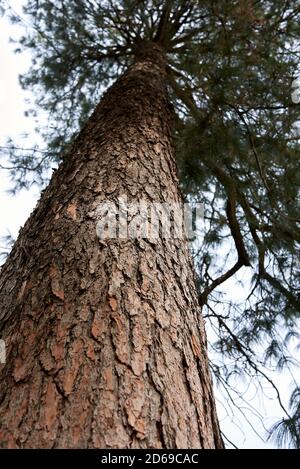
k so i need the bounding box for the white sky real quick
[0,3,40,243]
[0,2,297,449]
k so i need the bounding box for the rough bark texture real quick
[0,42,223,448]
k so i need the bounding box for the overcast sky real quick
[0,2,40,245]
[0,2,297,449]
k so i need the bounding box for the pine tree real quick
[0,0,299,448]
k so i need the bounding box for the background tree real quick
[0,0,299,448]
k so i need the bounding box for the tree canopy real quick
[1,0,300,447]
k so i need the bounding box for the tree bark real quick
[0,42,223,449]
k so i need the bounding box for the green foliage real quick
[1,0,300,447]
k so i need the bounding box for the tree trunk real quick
[0,42,223,449]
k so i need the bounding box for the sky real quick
[0,2,40,246]
[0,1,298,449]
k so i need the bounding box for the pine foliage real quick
[1,0,300,447]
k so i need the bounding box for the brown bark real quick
[0,42,223,449]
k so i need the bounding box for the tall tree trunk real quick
[0,42,223,449]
